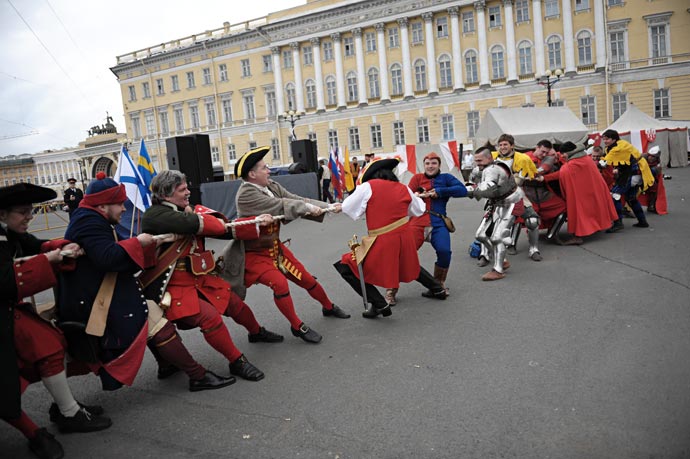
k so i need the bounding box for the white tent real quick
[604,105,688,167]
[473,107,589,151]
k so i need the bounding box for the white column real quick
[397,18,414,99]
[475,1,491,88]
[503,0,518,83]
[59,161,66,183]
[39,164,46,184]
[376,23,391,102]
[448,7,465,91]
[331,32,347,108]
[353,28,368,106]
[532,0,546,76]
[593,0,606,69]
[271,47,285,115]
[291,42,305,112]
[422,12,439,95]
[311,38,326,112]
[562,0,576,74]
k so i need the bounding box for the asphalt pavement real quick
[3,166,690,459]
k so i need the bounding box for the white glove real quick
[599,159,607,168]
[630,175,642,187]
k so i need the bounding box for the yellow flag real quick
[343,147,355,192]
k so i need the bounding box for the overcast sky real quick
[0,0,305,157]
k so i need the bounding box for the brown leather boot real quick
[434,265,449,295]
[482,270,505,281]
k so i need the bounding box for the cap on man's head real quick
[0,183,57,210]
[81,177,126,207]
[423,152,441,163]
[234,146,271,179]
[67,178,77,184]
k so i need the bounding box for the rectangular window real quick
[612,93,627,121]
[388,27,399,48]
[323,41,333,61]
[608,0,623,5]
[171,75,180,92]
[142,82,150,98]
[262,55,273,73]
[492,49,505,79]
[189,106,200,129]
[283,51,293,69]
[551,99,565,107]
[211,146,220,164]
[441,114,454,141]
[222,99,232,123]
[219,64,228,82]
[609,31,626,64]
[241,59,251,77]
[186,71,195,89]
[128,85,136,101]
[370,124,383,149]
[368,71,380,98]
[393,121,405,146]
[227,143,236,161]
[439,59,452,88]
[326,79,337,105]
[578,35,592,65]
[349,127,361,151]
[519,46,533,75]
[411,22,423,44]
[391,66,403,95]
[131,115,141,138]
[575,0,589,11]
[249,141,257,150]
[306,83,317,109]
[654,88,670,118]
[286,86,296,110]
[544,0,559,17]
[156,78,164,96]
[343,37,354,56]
[308,132,317,143]
[465,53,478,83]
[489,6,502,28]
[271,138,280,161]
[174,107,184,131]
[417,118,429,143]
[205,102,217,126]
[328,129,339,149]
[266,91,277,117]
[202,68,212,85]
[437,17,448,38]
[516,0,530,23]
[365,32,377,52]
[243,94,255,120]
[159,111,169,136]
[462,12,475,33]
[651,25,667,58]
[145,112,155,134]
[580,95,597,125]
[303,46,313,65]
[467,111,480,137]
[548,40,563,69]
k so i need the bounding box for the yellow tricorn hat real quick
[234,146,271,178]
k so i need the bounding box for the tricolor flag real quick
[328,146,343,200]
[114,144,151,212]
[136,139,157,191]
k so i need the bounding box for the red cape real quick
[559,156,618,237]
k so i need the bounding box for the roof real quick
[606,104,668,134]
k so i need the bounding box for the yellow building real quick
[0,155,37,188]
[110,0,690,175]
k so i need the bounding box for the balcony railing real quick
[610,52,690,72]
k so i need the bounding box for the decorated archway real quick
[91,157,115,178]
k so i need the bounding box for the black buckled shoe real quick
[248,327,284,343]
[189,371,236,392]
[322,304,351,319]
[28,428,64,459]
[362,303,392,319]
[290,323,322,343]
[49,402,104,423]
[421,288,448,300]
[53,407,112,433]
[229,354,265,381]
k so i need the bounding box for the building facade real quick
[0,155,37,188]
[110,0,690,175]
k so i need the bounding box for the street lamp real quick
[76,159,86,190]
[279,110,304,141]
[537,69,563,107]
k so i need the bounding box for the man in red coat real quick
[557,142,618,242]
[333,158,447,318]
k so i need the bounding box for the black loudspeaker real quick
[288,162,307,174]
[291,139,318,173]
[166,135,214,205]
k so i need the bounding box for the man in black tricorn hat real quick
[63,178,83,220]
[1,183,111,459]
[223,146,349,344]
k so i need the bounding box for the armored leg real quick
[489,204,514,274]
[523,206,541,260]
[507,219,521,255]
[547,212,567,240]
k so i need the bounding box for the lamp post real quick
[279,110,304,141]
[76,159,86,190]
[537,69,563,107]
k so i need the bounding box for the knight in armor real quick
[467,145,524,281]
[491,134,542,262]
[222,146,350,345]
[600,129,656,232]
[141,170,273,385]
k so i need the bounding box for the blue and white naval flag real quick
[114,143,151,212]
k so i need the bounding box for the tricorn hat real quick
[359,157,400,184]
[234,146,271,179]
[0,183,57,210]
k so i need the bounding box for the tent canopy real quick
[474,107,589,151]
[606,104,666,133]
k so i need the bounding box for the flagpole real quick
[130,186,139,238]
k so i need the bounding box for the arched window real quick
[285,82,296,110]
[367,68,380,99]
[325,76,337,106]
[414,59,427,91]
[465,50,478,83]
[390,63,403,95]
[491,45,505,79]
[576,31,592,65]
[305,79,316,109]
[346,71,358,102]
[547,35,563,69]
[438,54,453,88]
[518,41,533,75]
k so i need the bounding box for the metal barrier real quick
[28,202,69,232]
